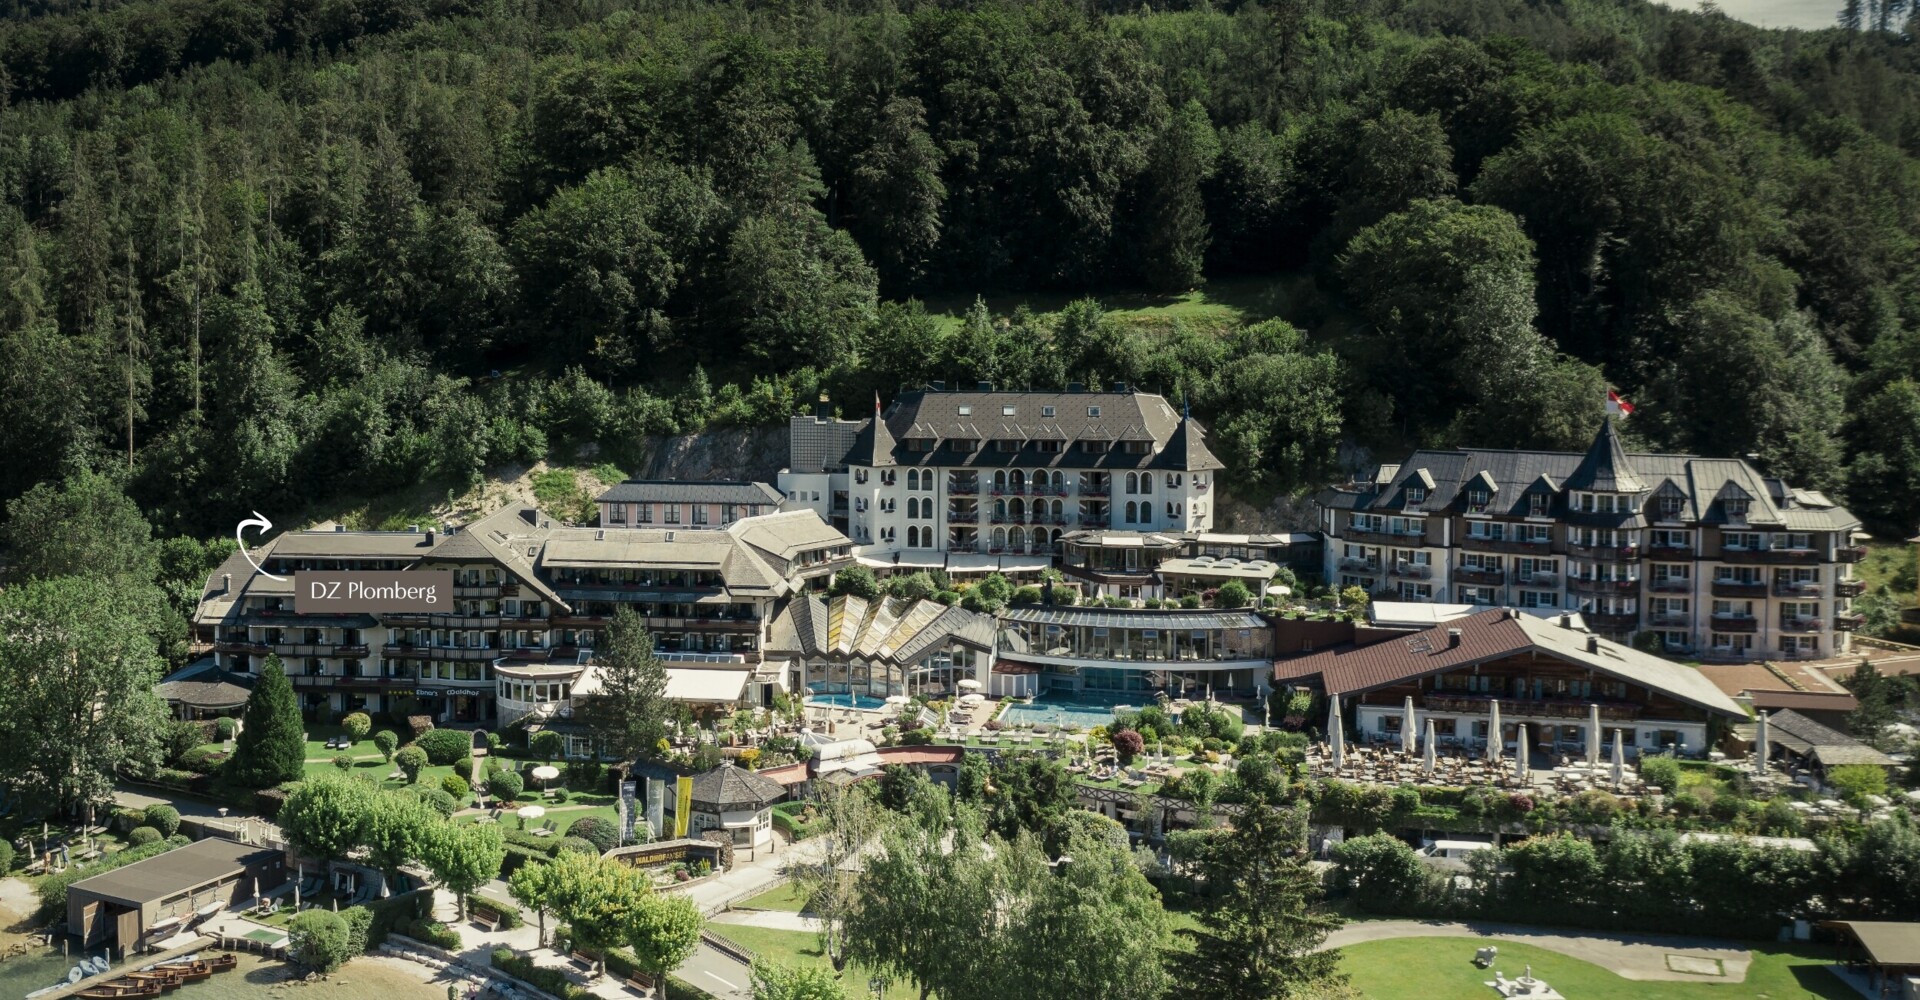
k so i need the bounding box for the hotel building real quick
[1315,421,1866,661]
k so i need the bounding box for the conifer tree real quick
[230,657,305,787]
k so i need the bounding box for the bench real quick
[624,971,654,995]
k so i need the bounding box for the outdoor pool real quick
[999,695,1127,729]
[806,693,886,711]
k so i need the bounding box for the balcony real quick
[454,584,503,598]
[1568,577,1639,594]
[1453,567,1506,586]
[1779,617,1825,634]
[1338,558,1381,573]
[1390,562,1431,580]
[1460,534,1552,556]
[1773,580,1824,598]
[1585,611,1640,631]
[947,507,980,522]
[1710,580,1767,599]
[1719,547,1820,565]
[1837,546,1869,563]
[1571,543,1640,562]
[1078,481,1110,498]
[1421,692,1641,722]
[948,478,980,495]
[383,643,498,661]
[1347,524,1426,544]
[1649,613,1692,629]
[1836,579,1866,598]
[1709,615,1760,633]
[274,642,370,658]
[1835,612,1867,632]
[1513,573,1557,588]
[1647,543,1694,559]
[1649,578,1692,594]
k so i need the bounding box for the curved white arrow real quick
[236,511,287,581]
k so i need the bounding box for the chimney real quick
[407,524,419,533]
[334,524,346,532]
[1111,381,1127,392]
[1447,628,1462,648]
[1587,635,1601,653]
[813,393,833,419]
[1066,381,1084,393]
[977,381,994,392]
[425,528,436,545]
[595,529,606,541]
[931,380,946,391]
[221,573,232,593]
[1559,614,1573,629]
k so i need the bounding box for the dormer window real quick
[951,438,979,452]
[957,405,972,416]
[1002,405,1017,416]
[1087,406,1101,417]
[1082,440,1110,453]
[1725,498,1749,519]
[1406,486,1427,505]
[995,439,1021,453]
[1042,405,1055,417]
[1122,440,1151,454]
[1467,489,1490,511]
[1658,495,1684,518]
[905,438,935,452]
[1528,493,1549,517]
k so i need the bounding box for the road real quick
[678,943,752,999]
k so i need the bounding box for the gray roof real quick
[688,763,786,810]
[595,480,782,506]
[1765,709,1898,768]
[1323,422,1860,530]
[69,838,280,907]
[155,661,256,709]
[835,387,1222,471]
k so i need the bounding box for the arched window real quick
[1125,502,1137,523]
[1034,469,1050,492]
[910,470,921,490]
[905,526,917,548]
[1009,527,1027,551]
[1141,475,1153,495]
[995,499,1008,520]
[1010,498,1025,520]
[1048,528,1062,551]
[1010,469,1025,490]
[906,498,918,518]
[1125,473,1138,494]
[994,470,1008,491]
[1168,501,1181,519]
[992,528,1007,550]
[1050,499,1063,519]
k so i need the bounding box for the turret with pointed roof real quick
[1159,412,1226,472]
[1563,418,1646,494]
[847,394,897,468]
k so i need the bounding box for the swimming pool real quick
[806,693,887,710]
[999,696,1126,729]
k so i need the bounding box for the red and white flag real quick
[1606,390,1635,417]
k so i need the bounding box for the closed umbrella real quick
[1401,696,1417,754]
[1422,719,1436,778]
[1514,724,1530,785]
[1754,711,1770,775]
[1486,700,1502,765]
[1328,698,1345,772]
[1611,730,1626,788]
[1587,703,1601,767]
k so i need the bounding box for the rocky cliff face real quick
[629,425,791,483]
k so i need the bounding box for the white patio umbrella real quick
[1422,719,1437,778]
[885,694,910,708]
[1401,696,1417,754]
[1754,711,1770,775]
[531,765,561,793]
[1611,729,1626,787]
[1587,703,1601,767]
[517,805,546,830]
[1486,700,1502,765]
[1514,724,1530,785]
[957,679,982,691]
[1328,698,1345,772]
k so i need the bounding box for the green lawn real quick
[736,883,811,912]
[1338,937,1854,1000]
[921,272,1319,338]
[702,925,922,1000]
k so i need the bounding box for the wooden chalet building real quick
[1274,607,1746,759]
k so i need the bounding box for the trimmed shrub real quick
[331,754,354,771]
[416,728,471,766]
[143,804,181,838]
[214,717,237,740]
[547,788,570,804]
[1638,755,1682,794]
[111,807,147,833]
[565,817,618,854]
[410,785,458,818]
[396,746,428,782]
[552,836,598,857]
[341,905,374,957]
[493,949,594,1000]
[402,919,460,950]
[127,827,161,847]
[289,909,352,972]
[443,774,472,800]
[177,746,228,773]
[488,770,524,802]
[341,712,372,742]
[373,730,399,762]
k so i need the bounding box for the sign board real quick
[673,776,694,838]
[295,571,454,612]
[646,778,666,842]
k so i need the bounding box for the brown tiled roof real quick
[1747,691,1859,713]
[1276,607,1744,717]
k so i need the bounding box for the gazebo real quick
[684,762,786,858]
[155,662,256,720]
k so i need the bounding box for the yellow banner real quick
[674,775,693,838]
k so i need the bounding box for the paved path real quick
[1321,919,1753,982]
